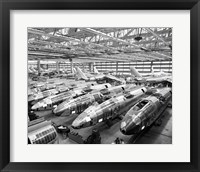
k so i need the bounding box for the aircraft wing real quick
[85,73,94,78]
[94,74,105,80]
[146,76,172,84]
[105,74,125,83]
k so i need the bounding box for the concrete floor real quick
[135,107,172,144]
[35,102,172,144]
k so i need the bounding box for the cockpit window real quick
[125,93,134,99]
[101,88,107,92]
[133,100,149,111]
[100,89,109,95]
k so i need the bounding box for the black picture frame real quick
[0,0,199,171]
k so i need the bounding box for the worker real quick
[87,129,101,144]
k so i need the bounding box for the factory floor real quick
[33,78,172,144]
[36,102,172,144]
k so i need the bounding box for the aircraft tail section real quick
[94,66,99,74]
[151,66,155,73]
[130,66,142,78]
[76,67,88,80]
[72,67,76,74]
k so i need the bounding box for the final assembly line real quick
[28,27,172,144]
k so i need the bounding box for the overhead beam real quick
[28,28,118,51]
[68,28,170,39]
[29,40,104,55]
[28,49,166,62]
[28,28,172,61]
[76,57,127,62]
[145,28,171,47]
[28,51,67,57]
[91,37,172,47]
[152,52,172,60]
[134,53,166,61]
[30,39,163,61]
[82,27,172,60]
[136,51,170,60]
[122,28,134,38]
[100,54,146,62]
[28,52,131,62]
[88,28,134,44]
[80,28,147,50]
[29,40,72,50]
[67,28,132,38]
[28,44,78,55]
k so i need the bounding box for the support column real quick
[116,62,118,74]
[37,60,41,75]
[150,61,153,73]
[56,61,59,73]
[88,62,93,72]
[93,62,95,73]
[69,58,73,73]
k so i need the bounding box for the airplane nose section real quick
[120,121,130,135]
[71,112,88,129]
[60,109,71,116]
[120,125,134,135]
[53,100,71,114]
[71,120,80,129]
[54,104,71,116]
[28,95,34,102]
[31,103,40,110]
[120,127,126,134]
[120,120,139,135]
[53,106,59,114]
[53,104,65,114]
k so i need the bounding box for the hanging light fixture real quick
[134,28,143,41]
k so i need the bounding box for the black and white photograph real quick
[27,27,172,144]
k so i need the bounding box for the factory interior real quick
[28,27,172,144]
